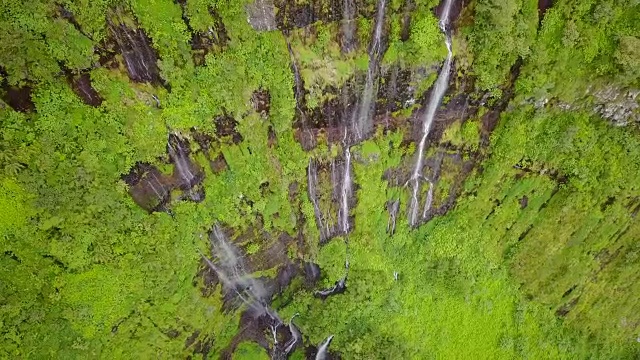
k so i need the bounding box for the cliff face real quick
[0,0,639,358]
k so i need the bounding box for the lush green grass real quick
[1,0,639,358]
[277,121,631,358]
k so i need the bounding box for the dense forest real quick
[1,0,639,358]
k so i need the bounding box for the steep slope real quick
[0,0,639,358]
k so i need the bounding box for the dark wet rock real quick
[376,66,421,117]
[210,152,229,174]
[214,114,243,144]
[303,262,321,285]
[221,308,290,359]
[108,8,162,84]
[197,257,220,297]
[96,37,120,70]
[191,129,215,151]
[480,58,522,143]
[340,0,358,53]
[520,195,529,209]
[259,181,271,196]
[290,3,315,28]
[56,4,93,40]
[273,0,390,32]
[0,82,35,112]
[185,6,230,65]
[175,0,229,60]
[276,263,299,292]
[307,157,344,243]
[69,73,103,106]
[267,126,277,148]
[435,0,464,27]
[400,0,415,41]
[257,276,279,301]
[518,225,533,241]
[245,234,292,272]
[123,162,172,212]
[293,80,360,149]
[538,0,553,22]
[168,133,204,190]
[288,181,300,201]
[184,186,206,203]
[124,133,206,212]
[386,199,400,235]
[246,0,278,31]
[251,89,271,117]
[294,62,425,151]
[185,330,214,358]
[273,0,343,30]
[555,297,580,317]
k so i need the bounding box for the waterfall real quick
[306,0,387,241]
[422,181,434,218]
[308,158,329,242]
[283,314,301,354]
[108,11,160,83]
[168,134,197,188]
[387,199,400,235]
[341,0,357,53]
[407,0,454,226]
[336,0,387,235]
[338,147,352,234]
[315,335,334,360]
[147,171,167,200]
[201,224,276,319]
[287,37,316,149]
[352,0,386,140]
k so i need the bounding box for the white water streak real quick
[341,0,357,53]
[408,0,454,226]
[168,136,196,186]
[338,147,352,234]
[203,224,276,319]
[308,158,328,240]
[315,335,334,360]
[352,0,386,140]
[422,181,435,218]
[338,0,386,235]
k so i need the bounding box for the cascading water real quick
[336,0,387,235]
[352,0,386,140]
[315,335,335,360]
[146,171,168,200]
[108,11,160,83]
[407,0,454,226]
[202,224,335,357]
[201,224,274,317]
[337,146,352,234]
[341,0,357,54]
[422,181,435,218]
[308,158,330,242]
[168,134,197,188]
[283,314,301,354]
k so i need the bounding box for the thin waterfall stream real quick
[338,0,387,234]
[408,0,454,226]
[341,0,357,54]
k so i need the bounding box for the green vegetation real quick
[233,342,270,360]
[1,0,639,358]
